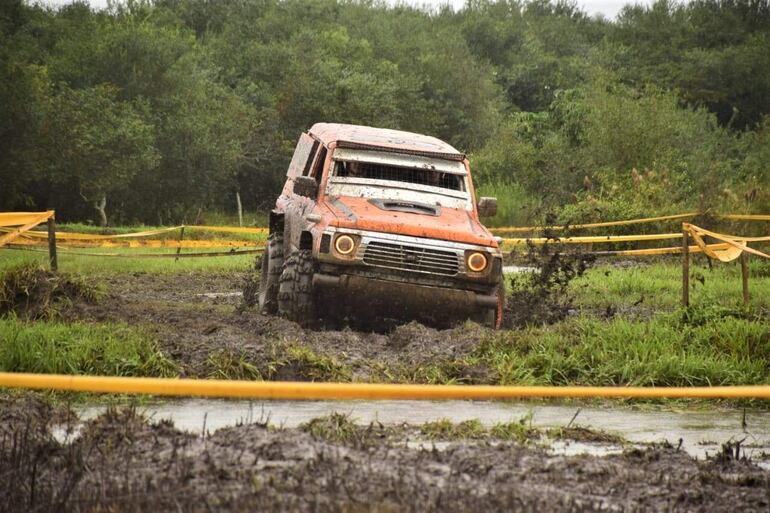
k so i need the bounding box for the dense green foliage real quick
[1,0,769,225]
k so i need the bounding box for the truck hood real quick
[324,195,496,247]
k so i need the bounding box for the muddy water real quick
[71,399,770,462]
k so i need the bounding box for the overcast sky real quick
[39,0,651,20]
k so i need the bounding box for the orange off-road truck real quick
[257,123,504,328]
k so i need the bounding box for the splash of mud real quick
[504,220,594,327]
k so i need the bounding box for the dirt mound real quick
[0,264,99,319]
[2,399,768,513]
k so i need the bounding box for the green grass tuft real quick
[0,318,178,377]
[421,418,486,440]
[206,349,262,380]
[300,412,361,443]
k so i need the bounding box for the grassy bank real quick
[0,317,177,377]
[472,313,769,387]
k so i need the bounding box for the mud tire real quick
[482,281,505,330]
[258,233,284,314]
[278,249,316,328]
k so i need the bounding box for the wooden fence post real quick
[741,252,749,306]
[682,225,689,307]
[47,214,58,272]
[175,226,186,262]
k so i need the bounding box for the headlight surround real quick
[334,234,357,256]
[466,251,489,273]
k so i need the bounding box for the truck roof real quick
[309,123,465,161]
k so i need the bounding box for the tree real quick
[44,85,158,226]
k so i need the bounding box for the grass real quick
[475,180,541,227]
[206,349,262,380]
[300,412,361,443]
[421,416,537,442]
[0,263,103,319]
[475,312,770,387]
[302,414,540,444]
[570,259,770,311]
[0,248,257,275]
[0,317,177,377]
[266,343,352,382]
[421,418,487,439]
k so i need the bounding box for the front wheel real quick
[481,282,505,329]
[277,249,317,328]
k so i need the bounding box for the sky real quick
[40,0,652,20]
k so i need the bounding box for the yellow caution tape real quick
[187,225,268,234]
[1,372,769,400]
[591,243,731,257]
[0,211,54,228]
[684,223,770,262]
[0,211,54,247]
[9,238,259,249]
[0,225,184,240]
[3,246,263,258]
[502,232,682,246]
[720,214,770,222]
[490,212,699,233]
[0,224,267,241]
[490,212,770,234]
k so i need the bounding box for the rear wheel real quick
[258,233,284,314]
[278,249,316,327]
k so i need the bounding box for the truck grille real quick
[363,241,459,276]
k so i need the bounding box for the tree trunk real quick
[94,194,108,227]
[236,191,243,227]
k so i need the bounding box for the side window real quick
[286,133,317,178]
[302,140,319,176]
[311,147,327,184]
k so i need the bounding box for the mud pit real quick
[2,395,769,513]
[69,271,497,382]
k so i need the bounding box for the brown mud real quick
[66,271,496,382]
[1,395,768,513]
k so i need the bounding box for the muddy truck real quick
[256,123,504,328]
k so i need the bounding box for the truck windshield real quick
[334,161,465,191]
[326,148,472,210]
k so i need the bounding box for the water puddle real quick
[195,292,243,299]
[502,265,536,274]
[65,399,770,465]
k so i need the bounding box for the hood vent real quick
[369,199,439,216]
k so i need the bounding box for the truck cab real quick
[258,123,504,328]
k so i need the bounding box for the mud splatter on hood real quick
[325,195,496,247]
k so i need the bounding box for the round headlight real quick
[467,252,488,272]
[334,234,356,255]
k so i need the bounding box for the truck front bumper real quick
[312,272,499,324]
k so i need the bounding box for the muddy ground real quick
[1,395,768,513]
[66,271,498,382]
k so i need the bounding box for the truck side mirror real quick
[293,176,318,199]
[478,197,497,217]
